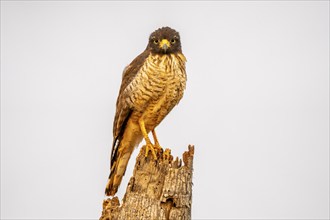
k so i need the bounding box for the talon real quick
[145,143,158,160]
[154,142,162,151]
[163,148,171,161]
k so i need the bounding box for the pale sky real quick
[1,1,329,219]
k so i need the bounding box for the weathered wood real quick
[100,145,194,220]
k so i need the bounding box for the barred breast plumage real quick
[105,27,187,196]
[125,53,186,131]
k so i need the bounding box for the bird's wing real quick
[111,50,150,165]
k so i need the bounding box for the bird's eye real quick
[153,39,159,44]
[171,39,176,43]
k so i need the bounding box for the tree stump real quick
[100,145,194,220]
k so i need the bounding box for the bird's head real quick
[147,27,182,54]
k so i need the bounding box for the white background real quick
[1,1,329,219]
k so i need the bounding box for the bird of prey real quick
[105,27,187,196]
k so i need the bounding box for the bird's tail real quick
[105,128,142,196]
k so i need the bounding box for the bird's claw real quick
[145,143,158,160]
[163,148,171,161]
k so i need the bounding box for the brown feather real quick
[111,50,150,165]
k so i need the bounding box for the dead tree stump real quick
[100,145,194,220]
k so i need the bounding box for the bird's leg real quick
[151,129,163,151]
[152,130,172,161]
[138,119,158,160]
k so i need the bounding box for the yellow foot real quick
[152,130,163,152]
[163,148,172,161]
[145,143,158,160]
[154,142,163,152]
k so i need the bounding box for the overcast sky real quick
[1,1,329,219]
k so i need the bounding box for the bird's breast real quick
[126,53,187,130]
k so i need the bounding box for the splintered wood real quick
[100,145,194,220]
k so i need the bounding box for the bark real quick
[100,145,194,220]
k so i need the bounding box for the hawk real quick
[105,27,187,196]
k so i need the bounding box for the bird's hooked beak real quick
[159,39,170,52]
